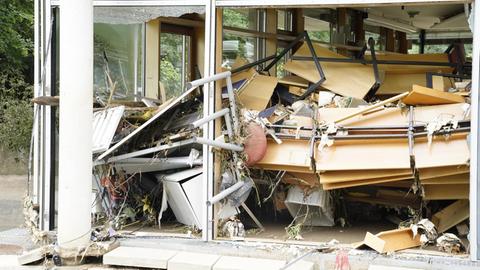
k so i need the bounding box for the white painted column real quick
[57,0,93,248]
[470,0,480,261]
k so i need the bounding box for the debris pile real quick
[88,31,471,256]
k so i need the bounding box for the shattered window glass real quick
[94,23,144,102]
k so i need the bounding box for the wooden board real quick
[237,74,278,111]
[432,200,469,233]
[319,169,412,183]
[284,43,375,99]
[414,134,470,169]
[402,85,465,105]
[362,228,421,253]
[423,184,469,200]
[365,53,453,74]
[419,165,469,180]
[322,175,412,190]
[377,73,452,95]
[421,173,469,185]
[256,139,312,171]
[316,139,411,171]
[278,75,309,88]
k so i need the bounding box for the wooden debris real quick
[256,139,313,173]
[284,43,376,99]
[402,85,465,105]
[282,172,319,187]
[360,228,421,254]
[237,74,278,111]
[432,200,469,233]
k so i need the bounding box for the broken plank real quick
[402,85,465,105]
[237,74,277,111]
[423,184,469,200]
[421,173,469,185]
[432,200,469,233]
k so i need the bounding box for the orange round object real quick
[243,123,267,166]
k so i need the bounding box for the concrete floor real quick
[0,175,27,232]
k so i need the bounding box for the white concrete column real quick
[57,0,93,248]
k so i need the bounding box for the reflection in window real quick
[277,9,293,31]
[223,34,258,67]
[160,33,191,100]
[94,23,144,102]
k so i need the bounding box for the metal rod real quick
[207,181,245,205]
[192,108,230,128]
[195,137,244,152]
[231,54,276,74]
[291,56,456,67]
[263,32,305,72]
[241,202,264,231]
[187,71,232,89]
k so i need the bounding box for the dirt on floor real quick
[0,175,27,232]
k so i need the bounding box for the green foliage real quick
[223,8,249,29]
[308,30,330,43]
[160,33,186,99]
[0,0,34,160]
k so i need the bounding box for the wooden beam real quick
[354,11,365,46]
[385,28,395,52]
[396,31,407,53]
[145,19,160,99]
[432,200,469,233]
[402,84,465,105]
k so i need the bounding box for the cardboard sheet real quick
[284,43,375,99]
[238,74,278,111]
[402,85,465,105]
